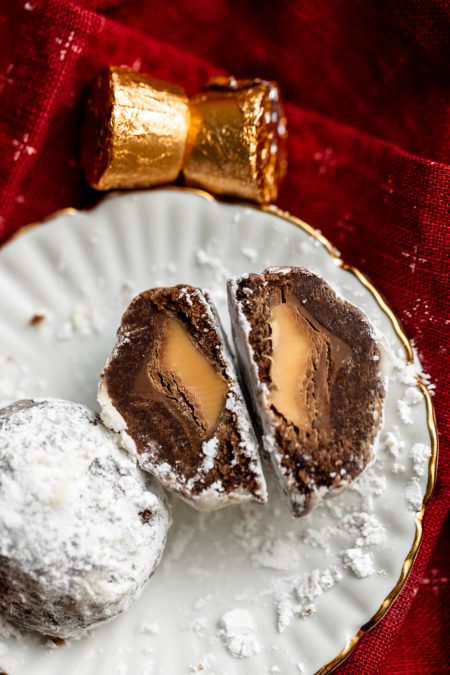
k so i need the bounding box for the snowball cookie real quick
[0,399,170,638]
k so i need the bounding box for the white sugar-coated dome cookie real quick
[0,399,171,638]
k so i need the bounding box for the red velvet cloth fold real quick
[0,1,449,672]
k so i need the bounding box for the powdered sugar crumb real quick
[342,548,375,578]
[381,430,403,458]
[139,620,160,635]
[397,399,413,424]
[410,443,431,477]
[342,511,385,548]
[404,387,423,405]
[56,304,104,341]
[404,479,423,511]
[217,609,261,658]
[274,567,342,633]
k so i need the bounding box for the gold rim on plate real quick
[1,187,438,674]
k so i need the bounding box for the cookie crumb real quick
[29,313,46,326]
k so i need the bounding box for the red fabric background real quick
[0,1,449,672]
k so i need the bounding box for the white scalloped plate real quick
[0,189,436,675]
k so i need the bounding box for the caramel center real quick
[269,303,313,428]
[161,318,227,435]
[268,300,351,432]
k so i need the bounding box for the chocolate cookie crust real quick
[227,266,387,516]
[99,285,267,510]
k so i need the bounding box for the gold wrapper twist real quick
[82,68,287,204]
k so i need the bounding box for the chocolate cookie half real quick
[99,285,267,510]
[227,266,387,516]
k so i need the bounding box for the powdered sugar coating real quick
[0,399,170,638]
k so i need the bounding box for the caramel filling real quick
[269,303,312,428]
[268,301,351,431]
[160,318,227,435]
[134,317,227,435]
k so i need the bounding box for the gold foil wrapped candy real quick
[82,67,189,190]
[82,68,287,204]
[184,76,287,203]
